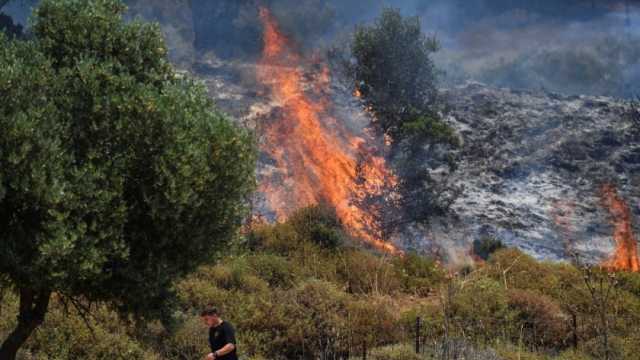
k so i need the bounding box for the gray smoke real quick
[3,0,639,97]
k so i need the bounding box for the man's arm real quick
[205,343,236,360]
[215,322,237,357]
[214,343,236,357]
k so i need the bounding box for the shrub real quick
[487,248,566,296]
[247,223,300,254]
[337,250,402,295]
[473,237,505,261]
[507,289,569,348]
[450,277,514,342]
[1,293,156,360]
[346,297,401,350]
[245,254,296,288]
[288,204,346,249]
[175,271,231,310]
[393,252,445,296]
[162,316,209,360]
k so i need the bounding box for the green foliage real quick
[347,7,460,240]
[337,249,402,295]
[288,204,346,249]
[393,252,445,296]
[400,114,460,147]
[507,289,569,348]
[0,292,158,360]
[451,277,514,341]
[0,0,255,356]
[473,237,505,261]
[350,7,440,141]
[4,221,640,359]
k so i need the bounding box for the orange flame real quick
[600,184,640,272]
[256,7,399,254]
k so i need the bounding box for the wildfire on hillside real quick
[600,183,640,272]
[255,7,399,254]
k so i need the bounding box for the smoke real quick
[2,0,638,95]
[184,0,640,97]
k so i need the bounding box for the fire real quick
[600,184,640,272]
[256,7,399,254]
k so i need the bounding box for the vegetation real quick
[349,7,442,143]
[2,1,640,360]
[2,206,640,359]
[0,0,255,358]
[347,8,461,240]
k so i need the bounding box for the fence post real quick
[572,312,578,350]
[362,341,367,360]
[416,316,421,354]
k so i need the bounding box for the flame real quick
[256,7,399,254]
[600,184,640,272]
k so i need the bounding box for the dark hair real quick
[200,305,219,317]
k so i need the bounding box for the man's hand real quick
[205,352,216,360]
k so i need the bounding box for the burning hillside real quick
[191,10,640,269]
[254,7,398,253]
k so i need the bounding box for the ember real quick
[256,7,399,253]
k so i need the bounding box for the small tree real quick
[349,7,441,142]
[0,0,256,358]
[348,8,460,237]
[581,266,620,360]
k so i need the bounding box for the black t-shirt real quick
[209,321,238,360]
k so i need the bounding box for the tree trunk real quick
[0,288,51,360]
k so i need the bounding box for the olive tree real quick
[348,8,460,238]
[0,0,255,358]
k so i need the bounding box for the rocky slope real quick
[193,56,639,264]
[438,82,639,263]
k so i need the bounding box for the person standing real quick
[201,306,238,360]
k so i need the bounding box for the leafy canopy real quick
[350,7,441,142]
[0,0,256,317]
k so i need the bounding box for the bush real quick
[473,237,505,261]
[349,7,440,141]
[507,289,569,348]
[346,297,401,349]
[161,316,209,360]
[245,254,296,288]
[247,223,300,254]
[337,250,402,295]
[450,277,514,341]
[487,248,567,295]
[1,293,156,360]
[288,204,346,249]
[393,252,445,296]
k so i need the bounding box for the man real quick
[201,306,238,360]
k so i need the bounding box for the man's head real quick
[200,305,221,327]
